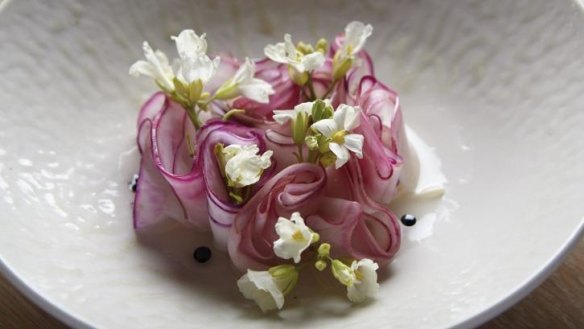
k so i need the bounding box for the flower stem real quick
[307,75,317,100]
[297,144,305,162]
[307,149,319,164]
[186,106,202,129]
[321,79,339,99]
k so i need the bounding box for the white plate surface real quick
[1,1,583,328]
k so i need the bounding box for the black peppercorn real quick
[400,214,417,226]
[129,174,139,192]
[193,246,212,263]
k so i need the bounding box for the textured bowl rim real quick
[452,216,584,329]
[1,217,583,329]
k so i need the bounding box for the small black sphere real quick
[400,214,417,226]
[193,246,212,263]
[129,174,139,192]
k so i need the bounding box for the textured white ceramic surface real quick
[1,1,584,328]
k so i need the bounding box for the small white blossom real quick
[237,270,284,313]
[216,58,274,103]
[311,104,364,169]
[129,41,175,91]
[264,34,325,73]
[273,212,314,263]
[223,144,272,188]
[171,29,208,59]
[347,259,379,303]
[272,101,315,125]
[338,21,373,62]
[171,29,220,85]
[237,265,299,313]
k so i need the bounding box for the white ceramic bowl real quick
[1,1,583,328]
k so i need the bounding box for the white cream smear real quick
[394,125,449,242]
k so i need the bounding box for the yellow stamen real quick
[292,230,305,241]
[332,130,348,144]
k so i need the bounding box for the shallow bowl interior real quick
[1,1,584,328]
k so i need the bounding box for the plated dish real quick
[1,1,583,328]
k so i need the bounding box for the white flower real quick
[129,41,175,91]
[215,58,275,103]
[311,104,364,169]
[171,29,220,85]
[273,212,314,263]
[338,21,373,62]
[171,29,208,59]
[264,34,325,73]
[272,101,316,125]
[223,144,272,188]
[175,54,220,85]
[237,270,284,312]
[347,259,379,303]
[237,265,298,313]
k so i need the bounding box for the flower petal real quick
[240,78,275,104]
[301,52,326,71]
[171,29,207,59]
[264,42,289,64]
[329,142,350,169]
[237,271,284,312]
[131,41,174,90]
[294,101,315,115]
[129,60,154,78]
[311,118,338,138]
[334,104,360,131]
[233,57,255,84]
[344,134,364,158]
[272,109,297,125]
[283,34,297,61]
[343,21,373,55]
[177,54,220,85]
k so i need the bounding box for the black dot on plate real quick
[129,174,139,192]
[193,246,212,263]
[400,214,417,226]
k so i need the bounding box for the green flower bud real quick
[319,151,336,167]
[268,264,299,295]
[331,259,355,287]
[305,135,318,150]
[314,260,327,271]
[332,57,353,81]
[318,243,331,258]
[315,38,328,54]
[311,99,326,122]
[288,66,309,85]
[214,80,239,100]
[296,41,314,55]
[317,136,331,153]
[323,104,334,119]
[292,111,309,146]
[311,232,320,244]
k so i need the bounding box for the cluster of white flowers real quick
[130,29,274,107]
[273,100,364,169]
[131,21,383,315]
[311,104,364,168]
[237,212,379,312]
